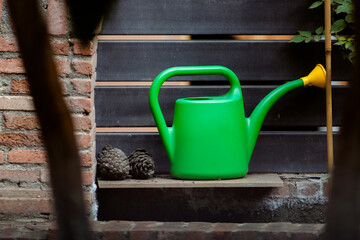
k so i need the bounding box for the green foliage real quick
[309,1,323,9]
[290,0,355,62]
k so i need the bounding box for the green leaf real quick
[299,31,312,37]
[309,1,323,9]
[315,26,324,35]
[345,14,355,23]
[334,41,346,45]
[290,35,305,43]
[305,36,312,43]
[348,51,355,60]
[331,19,347,33]
[345,42,354,51]
[337,36,346,41]
[336,4,354,14]
[314,35,322,42]
[334,0,345,4]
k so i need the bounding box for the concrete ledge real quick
[0,221,324,239]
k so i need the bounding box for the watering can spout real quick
[246,64,326,158]
[301,64,327,88]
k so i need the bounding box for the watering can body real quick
[149,65,326,179]
[171,94,249,179]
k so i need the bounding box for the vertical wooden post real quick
[324,0,334,173]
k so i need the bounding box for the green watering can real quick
[149,65,326,180]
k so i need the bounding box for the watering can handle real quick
[149,66,241,161]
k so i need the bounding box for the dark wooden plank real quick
[96,41,350,81]
[100,0,323,35]
[96,132,337,173]
[95,86,347,127]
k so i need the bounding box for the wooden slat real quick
[95,81,190,87]
[232,35,295,41]
[94,86,347,127]
[96,127,158,133]
[100,0,323,35]
[98,174,283,188]
[96,41,350,81]
[98,35,295,41]
[98,35,191,41]
[96,132,338,173]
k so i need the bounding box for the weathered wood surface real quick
[96,132,337,173]
[96,41,350,81]
[100,0,323,35]
[98,174,283,188]
[95,86,347,127]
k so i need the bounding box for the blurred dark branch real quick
[7,1,91,239]
[65,0,115,43]
[325,1,360,239]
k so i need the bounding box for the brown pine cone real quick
[97,145,130,180]
[127,149,155,179]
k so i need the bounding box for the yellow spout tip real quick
[301,64,326,88]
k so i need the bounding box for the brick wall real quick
[0,220,325,239]
[0,0,97,220]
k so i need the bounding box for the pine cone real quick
[128,149,155,179]
[97,145,130,180]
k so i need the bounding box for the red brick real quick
[11,79,30,93]
[50,39,70,55]
[76,134,92,149]
[0,190,52,214]
[183,222,213,240]
[0,37,18,52]
[322,179,330,197]
[0,0,3,25]
[0,59,24,73]
[131,222,160,240]
[73,115,92,131]
[55,59,70,75]
[4,114,40,130]
[41,169,93,186]
[0,59,68,75]
[16,230,49,240]
[8,149,92,166]
[71,79,92,94]
[8,149,47,164]
[46,0,67,35]
[72,60,94,76]
[0,96,34,110]
[294,181,320,197]
[80,151,93,167]
[73,40,96,56]
[91,221,132,239]
[0,169,40,182]
[0,150,4,164]
[11,79,66,95]
[0,132,42,147]
[82,170,94,186]
[67,97,91,113]
[156,222,189,240]
[270,181,290,197]
[0,198,52,214]
[4,114,92,132]
[0,228,17,239]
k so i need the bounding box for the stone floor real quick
[0,220,324,239]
